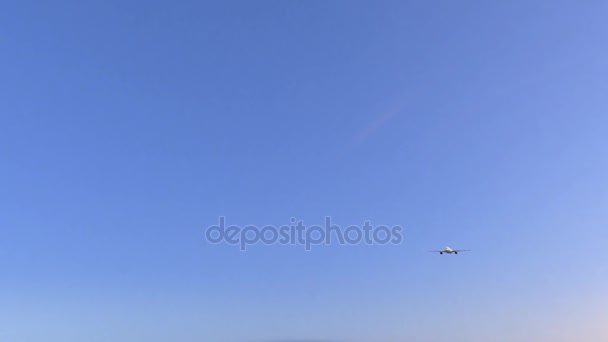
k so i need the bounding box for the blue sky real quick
[1,1,607,341]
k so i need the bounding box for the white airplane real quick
[431,246,470,255]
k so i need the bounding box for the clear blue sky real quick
[1,1,607,341]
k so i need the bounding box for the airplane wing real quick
[454,249,471,252]
[429,250,444,252]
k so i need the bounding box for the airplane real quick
[430,246,470,255]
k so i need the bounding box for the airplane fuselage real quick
[440,247,458,255]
